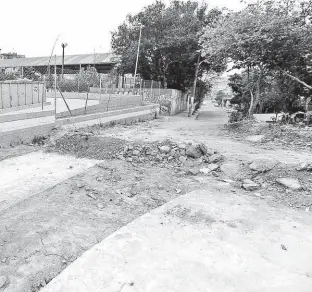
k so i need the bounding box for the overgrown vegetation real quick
[201,0,312,116]
[111,0,226,102]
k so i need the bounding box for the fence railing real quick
[0,81,46,110]
[0,64,182,115]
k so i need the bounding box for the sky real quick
[0,0,245,58]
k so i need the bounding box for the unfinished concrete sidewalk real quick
[42,183,312,292]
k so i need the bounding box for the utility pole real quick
[61,43,68,80]
[134,23,143,89]
[189,51,201,117]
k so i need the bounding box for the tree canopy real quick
[201,0,312,114]
[111,0,225,93]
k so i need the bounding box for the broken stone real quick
[276,178,302,190]
[197,143,208,155]
[179,156,187,163]
[296,162,312,171]
[220,163,241,179]
[188,169,199,176]
[242,179,260,191]
[96,177,103,182]
[245,135,265,143]
[199,168,211,174]
[208,154,224,164]
[208,164,219,171]
[132,150,140,156]
[97,203,104,209]
[0,276,8,288]
[222,179,235,184]
[249,159,278,173]
[176,189,182,194]
[87,193,97,200]
[126,157,133,162]
[128,189,137,197]
[159,145,171,154]
[186,145,203,159]
[77,183,85,189]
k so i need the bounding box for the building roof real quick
[0,53,119,68]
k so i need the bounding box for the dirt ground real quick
[1,101,312,291]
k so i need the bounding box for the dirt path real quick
[0,101,311,291]
[102,102,312,165]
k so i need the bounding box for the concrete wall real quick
[0,82,46,109]
[57,95,143,119]
[142,88,187,116]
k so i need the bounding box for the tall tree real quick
[201,0,312,114]
[111,1,224,92]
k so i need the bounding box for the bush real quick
[228,111,244,123]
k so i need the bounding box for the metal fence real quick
[0,53,176,116]
[0,81,46,110]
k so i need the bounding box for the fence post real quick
[31,82,34,104]
[17,82,20,107]
[99,76,102,101]
[37,81,40,104]
[139,78,142,96]
[158,81,161,98]
[54,55,57,117]
[24,83,27,106]
[0,83,3,109]
[9,82,12,107]
[42,76,46,110]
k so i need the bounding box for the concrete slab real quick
[42,185,312,292]
[57,105,159,128]
[0,151,100,212]
[0,116,55,133]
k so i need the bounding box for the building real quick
[0,53,120,75]
[0,51,25,60]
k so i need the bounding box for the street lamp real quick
[61,43,68,80]
[133,23,143,89]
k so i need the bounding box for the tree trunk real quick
[283,71,312,90]
[250,66,263,115]
[189,53,201,117]
[306,96,312,111]
[248,90,254,117]
[163,74,168,89]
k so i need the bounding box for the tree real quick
[201,0,312,115]
[111,1,225,92]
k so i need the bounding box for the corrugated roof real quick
[0,53,120,68]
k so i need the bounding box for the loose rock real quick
[87,193,97,200]
[188,169,199,176]
[208,154,224,164]
[220,163,241,179]
[132,150,141,156]
[0,276,8,289]
[199,168,211,174]
[296,162,312,171]
[208,164,219,171]
[159,145,171,154]
[249,159,278,173]
[186,145,203,159]
[242,179,260,191]
[276,178,302,190]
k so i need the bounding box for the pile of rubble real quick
[121,140,224,167]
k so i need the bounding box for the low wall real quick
[0,81,46,109]
[56,95,143,119]
[142,88,187,116]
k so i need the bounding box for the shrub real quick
[228,111,244,123]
